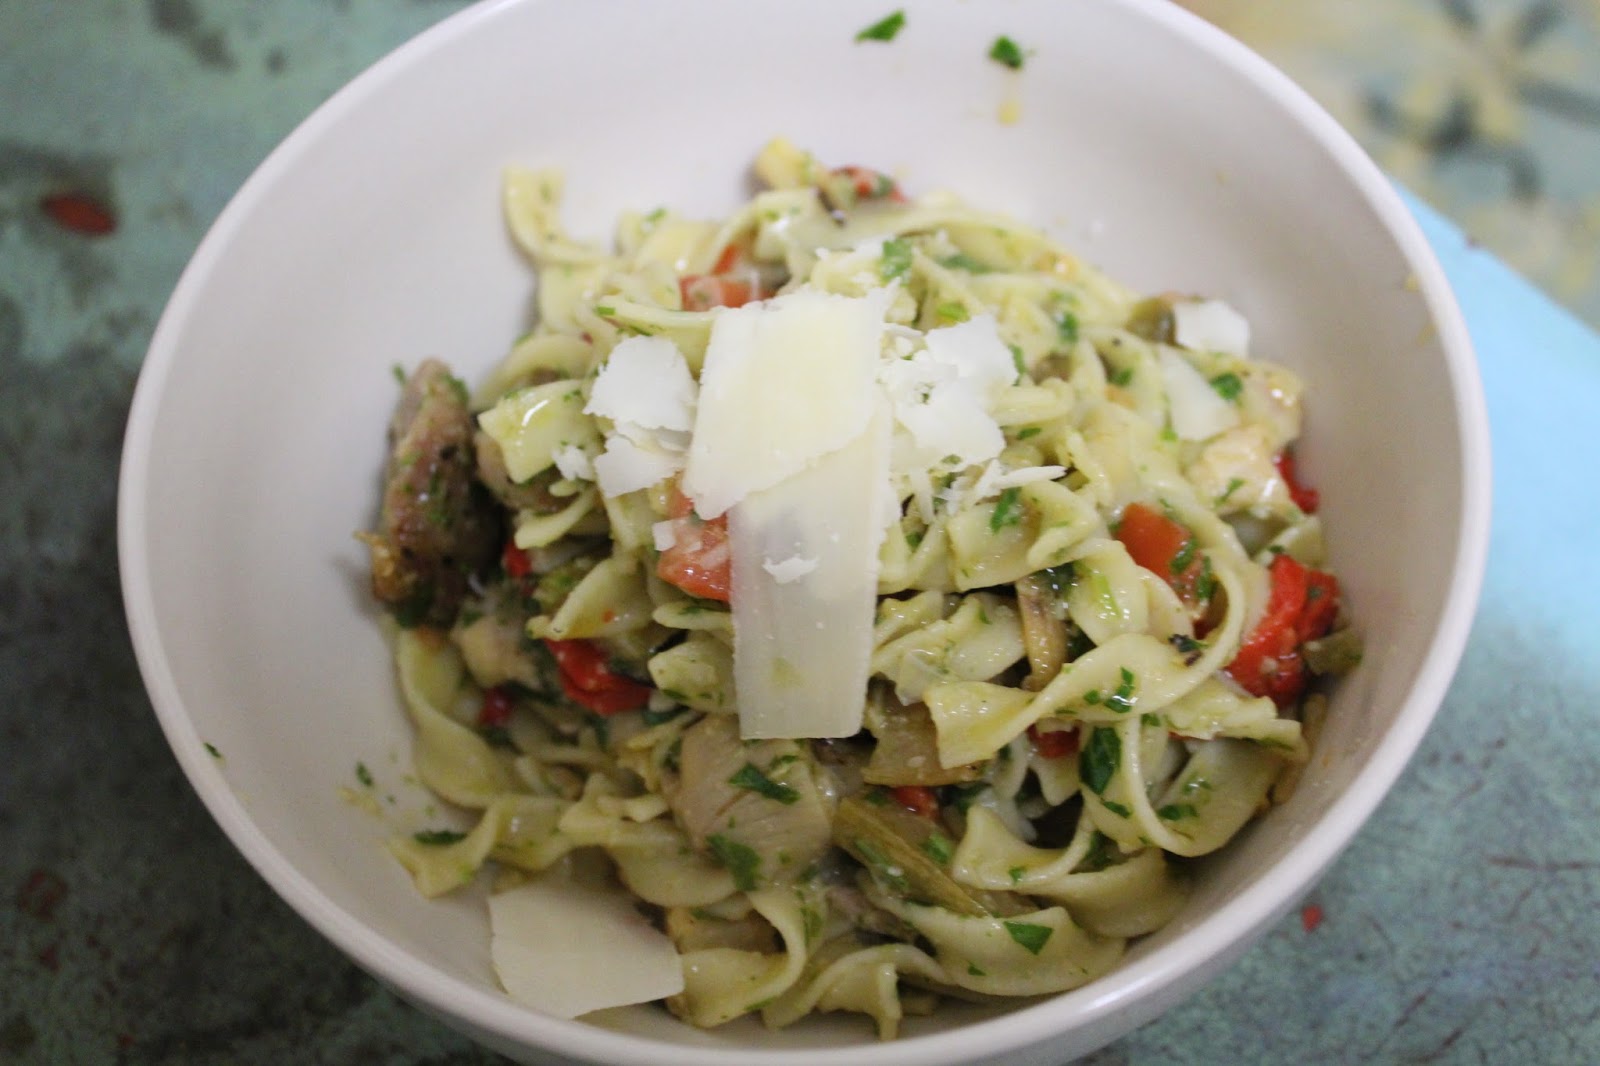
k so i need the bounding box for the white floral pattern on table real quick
[1181,0,1600,326]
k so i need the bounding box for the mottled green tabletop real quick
[5,2,1599,1064]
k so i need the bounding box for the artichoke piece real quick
[833,795,1029,918]
[863,694,985,788]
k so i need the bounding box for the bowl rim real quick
[117,0,1492,1062]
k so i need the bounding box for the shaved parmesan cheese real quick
[488,875,683,1018]
[586,335,697,431]
[881,315,1014,471]
[552,444,594,481]
[593,434,682,497]
[762,555,819,583]
[1173,299,1251,358]
[683,288,889,518]
[1160,348,1240,442]
[732,408,890,739]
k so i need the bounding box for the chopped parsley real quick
[989,35,1026,70]
[1057,309,1080,345]
[1016,426,1042,440]
[412,829,467,846]
[1100,799,1132,818]
[1004,920,1053,955]
[1158,803,1200,821]
[855,10,906,42]
[707,834,761,891]
[1216,476,1246,505]
[204,742,222,760]
[935,301,970,323]
[1009,343,1027,379]
[1169,535,1196,575]
[1103,667,1137,714]
[879,237,913,282]
[594,303,616,317]
[1108,366,1134,387]
[390,363,406,385]
[1078,728,1120,794]
[968,963,988,977]
[990,487,1024,532]
[920,832,956,866]
[1195,555,1218,603]
[355,762,374,787]
[939,252,991,273]
[1209,372,1244,401]
[728,762,800,805]
[1008,865,1026,884]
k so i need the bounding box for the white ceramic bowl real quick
[118,1,1491,1063]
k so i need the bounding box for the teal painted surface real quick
[2,3,1597,1063]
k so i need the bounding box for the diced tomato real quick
[1275,449,1321,513]
[502,539,532,580]
[1028,724,1078,759]
[892,785,940,819]
[478,685,515,728]
[711,243,741,274]
[831,165,907,203]
[656,486,732,602]
[1225,553,1340,707]
[679,273,757,312]
[1301,902,1324,933]
[544,638,653,716]
[1115,501,1204,602]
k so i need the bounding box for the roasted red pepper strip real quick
[502,538,532,580]
[478,685,515,728]
[656,485,732,602]
[1225,553,1340,707]
[1115,501,1204,603]
[544,639,652,715]
[1028,724,1078,759]
[1275,449,1321,513]
[679,274,757,312]
[892,785,940,819]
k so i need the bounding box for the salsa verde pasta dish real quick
[361,139,1360,1036]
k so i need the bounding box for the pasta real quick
[360,138,1360,1038]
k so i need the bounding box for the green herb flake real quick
[1169,535,1197,575]
[204,742,222,760]
[355,762,374,787]
[1009,343,1027,379]
[1057,310,1080,346]
[856,10,906,42]
[967,963,988,977]
[1100,799,1132,818]
[1008,865,1026,884]
[1104,667,1137,714]
[939,252,991,273]
[1004,920,1053,955]
[1016,426,1042,440]
[1158,803,1200,821]
[1079,728,1121,794]
[935,301,970,323]
[413,829,467,846]
[1209,372,1244,401]
[880,237,913,282]
[920,832,956,866]
[989,35,1026,70]
[1140,712,1163,728]
[1216,476,1246,505]
[728,762,801,805]
[990,487,1024,532]
[1195,555,1218,603]
[707,834,762,891]
[1109,366,1134,387]
[390,363,407,385]
[641,705,686,727]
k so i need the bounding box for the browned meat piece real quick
[362,359,499,627]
